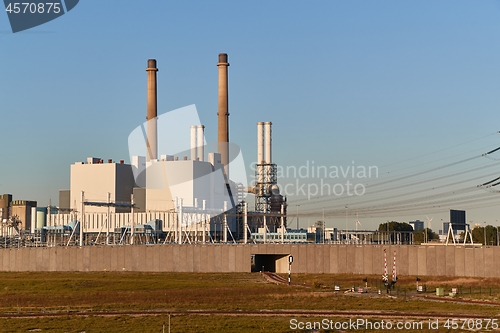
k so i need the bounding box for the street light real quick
[322,207,325,244]
[496,220,499,247]
[345,205,348,244]
[295,205,300,231]
[387,220,390,245]
[484,222,487,246]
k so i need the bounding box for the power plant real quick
[0,53,290,247]
[0,54,494,278]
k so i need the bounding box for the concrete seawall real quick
[0,244,497,277]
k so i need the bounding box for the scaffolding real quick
[254,163,277,213]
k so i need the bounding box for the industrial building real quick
[10,200,37,233]
[0,194,12,220]
[66,158,135,214]
[409,220,424,231]
[1,54,494,279]
[0,54,289,248]
[0,54,451,249]
[0,196,38,247]
[0,197,37,231]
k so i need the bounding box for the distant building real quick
[59,190,71,212]
[0,194,12,220]
[409,220,424,231]
[450,209,466,231]
[10,200,37,232]
[35,207,47,229]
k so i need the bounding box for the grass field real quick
[0,272,499,332]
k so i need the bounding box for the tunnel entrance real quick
[252,254,290,273]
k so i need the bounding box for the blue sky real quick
[1,1,500,230]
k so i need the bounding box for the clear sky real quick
[1,1,500,230]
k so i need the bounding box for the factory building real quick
[140,152,229,212]
[0,54,286,247]
[61,152,224,214]
[10,200,37,232]
[59,55,240,216]
[66,158,135,214]
[0,194,12,220]
[36,54,244,245]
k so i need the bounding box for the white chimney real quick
[257,122,264,164]
[265,121,272,164]
[197,125,205,161]
[190,125,197,161]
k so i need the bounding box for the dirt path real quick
[0,308,493,320]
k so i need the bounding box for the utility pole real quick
[496,220,499,246]
[296,205,299,230]
[387,221,390,245]
[80,191,84,246]
[281,204,285,244]
[243,202,247,244]
[130,194,135,245]
[484,222,487,246]
[322,207,325,244]
[345,205,348,244]
[223,201,228,243]
[106,192,110,245]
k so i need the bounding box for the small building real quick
[0,193,12,220]
[409,220,424,231]
[10,200,37,232]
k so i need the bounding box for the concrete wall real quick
[0,244,498,277]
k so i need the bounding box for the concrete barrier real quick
[0,244,497,278]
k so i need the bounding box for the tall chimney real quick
[190,125,197,161]
[257,122,264,164]
[257,122,264,185]
[265,122,272,164]
[197,125,205,162]
[217,53,230,178]
[146,59,158,161]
